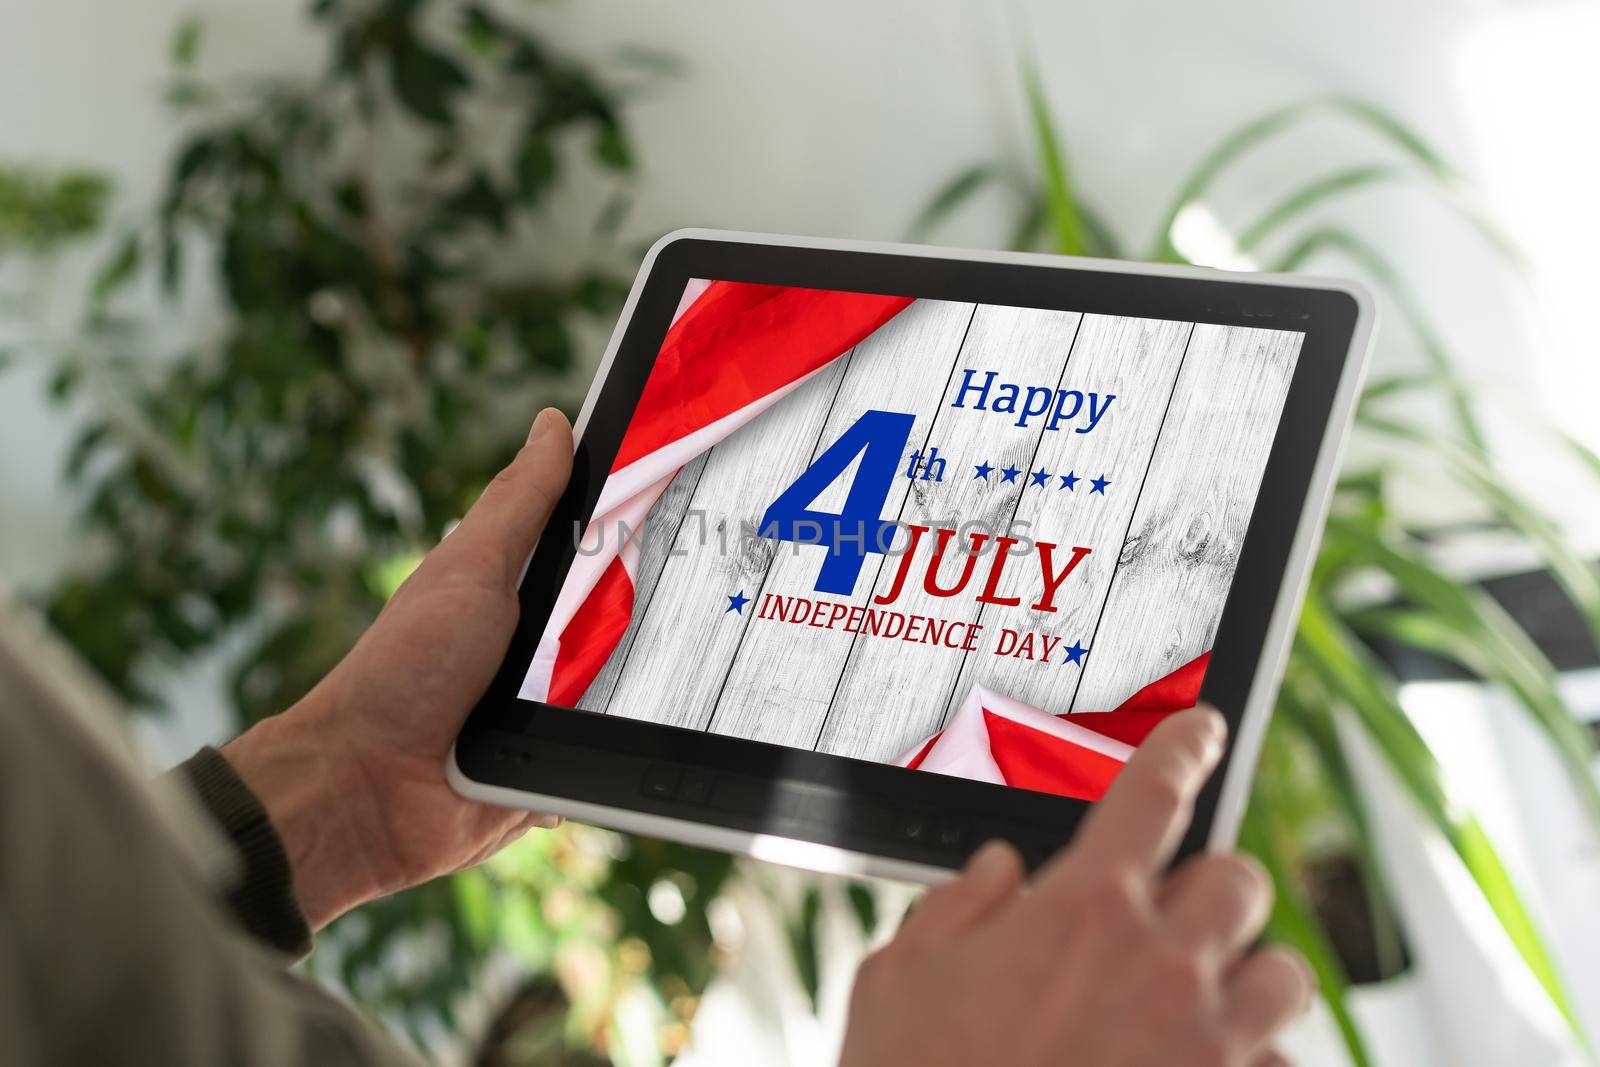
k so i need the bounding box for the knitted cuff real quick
[175,745,313,959]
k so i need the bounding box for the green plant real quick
[0,165,109,259]
[32,2,734,1062]
[914,62,1600,1065]
[0,163,110,368]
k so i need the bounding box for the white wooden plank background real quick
[705,299,977,748]
[583,303,1303,765]
[1071,323,1304,713]
[601,357,851,728]
[816,305,1085,762]
[936,316,1195,728]
[577,450,710,713]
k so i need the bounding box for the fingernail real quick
[965,838,1017,879]
[1294,954,1318,1012]
[527,408,556,444]
[966,839,1003,873]
[1198,706,1227,757]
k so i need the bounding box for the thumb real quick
[433,408,574,587]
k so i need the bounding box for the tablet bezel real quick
[449,229,1373,881]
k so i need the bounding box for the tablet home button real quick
[678,770,713,805]
[640,764,681,800]
[894,813,930,843]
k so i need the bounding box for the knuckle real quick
[853,946,896,992]
[1262,946,1315,1004]
[489,458,524,492]
[1143,769,1190,811]
[1078,870,1142,922]
[1187,1033,1234,1067]
[1205,853,1270,906]
[1149,944,1208,1010]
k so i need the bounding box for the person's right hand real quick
[837,708,1311,1067]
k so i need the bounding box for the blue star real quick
[1029,468,1052,488]
[1090,474,1111,495]
[1062,640,1088,666]
[973,461,994,480]
[726,590,751,615]
[1058,470,1079,491]
[1000,465,1021,484]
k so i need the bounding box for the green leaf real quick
[906,162,999,243]
[1150,97,1521,265]
[846,882,877,936]
[389,39,470,126]
[1241,805,1374,1067]
[92,233,142,305]
[1332,513,1600,825]
[1007,197,1048,253]
[1567,433,1600,487]
[1077,201,1124,259]
[1237,164,1403,254]
[460,3,504,55]
[1276,689,1408,978]
[1358,372,1441,405]
[451,869,497,951]
[1365,414,1600,656]
[593,190,632,236]
[171,15,204,69]
[1297,594,1589,1047]
[1020,59,1087,256]
[441,171,508,231]
[595,122,632,171]
[47,361,79,401]
[514,133,557,202]
[785,885,824,1014]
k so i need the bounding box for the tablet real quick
[449,230,1373,882]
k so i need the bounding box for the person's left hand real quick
[224,407,573,929]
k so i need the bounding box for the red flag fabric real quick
[527,281,914,711]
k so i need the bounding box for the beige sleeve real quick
[0,607,424,1067]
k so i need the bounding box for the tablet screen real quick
[521,280,1305,802]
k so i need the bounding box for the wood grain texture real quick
[603,357,852,728]
[577,451,710,713]
[816,305,1085,763]
[705,300,978,747]
[938,315,1195,723]
[1071,323,1304,713]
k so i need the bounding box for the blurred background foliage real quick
[0,166,109,261]
[7,1,1600,1065]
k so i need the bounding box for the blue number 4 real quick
[760,409,915,596]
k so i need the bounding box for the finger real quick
[899,840,1025,943]
[1057,707,1226,881]
[1220,947,1315,1059]
[478,811,562,864]
[505,809,562,835]
[429,408,573,586]
[1159,852,1272,960]
[1251,1052,1292,1067]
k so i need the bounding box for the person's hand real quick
[838,708,1312,1067]
[223,408,573,929]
